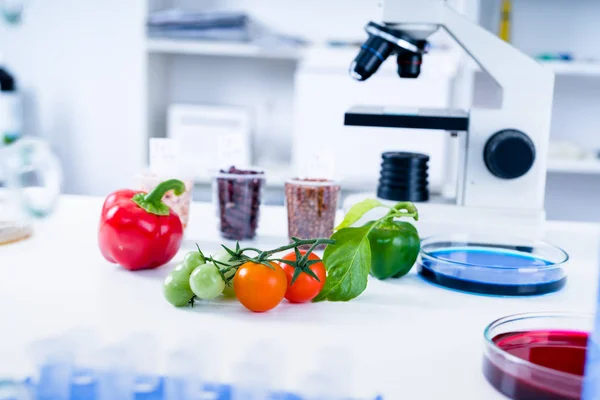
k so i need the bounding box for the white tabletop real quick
[1,195,599,399]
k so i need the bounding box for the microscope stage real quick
[345,105,469,131]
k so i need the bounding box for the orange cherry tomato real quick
[280,250,327,304]
[234,261,287,312]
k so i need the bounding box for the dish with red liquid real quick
[483,313,593,400]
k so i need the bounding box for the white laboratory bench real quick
[1,195,599,399]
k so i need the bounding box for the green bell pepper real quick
[366,203,420,280]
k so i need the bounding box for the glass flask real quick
[0,137,62,245]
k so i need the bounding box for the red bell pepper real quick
[98,179,185,271]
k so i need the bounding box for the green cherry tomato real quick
[211,249,241,297]
[182,251,206,274]
[189,263,226,300]
[163,269,195,307]
[211,249,235,267]
[222,284,236,298]
[222,268,237,298]
[211,250,238,297]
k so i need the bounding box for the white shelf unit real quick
[146,38,302,60]
[547,159,600,175]
[543,60,600,77]
[468,59,600,77]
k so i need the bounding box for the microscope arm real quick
[382,0,555,111]
[374,0,554,211]
[441,3,554,111]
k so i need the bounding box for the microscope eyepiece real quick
[350,22,426,81]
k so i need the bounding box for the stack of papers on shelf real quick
[147,9,252,41]
[147,9,307,46]
[148,9,248,29]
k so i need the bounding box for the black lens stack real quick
[377,152,430,202]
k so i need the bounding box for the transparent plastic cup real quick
[94,344,135,400]
[230,338,283,400]
[165,331,217,399]
[230,361,271,400]
[284,178,341,247]
[28,337,74,400]
[123,334,161,395]
[0,137,62,245]
[0,380,32,400]
[213,167,266,241]
[164,349,203,400]
[296,344,356,400]
[64,328,100,387]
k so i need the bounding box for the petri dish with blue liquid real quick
[418,234,569,296]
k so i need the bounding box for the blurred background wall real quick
[1,0,599,221]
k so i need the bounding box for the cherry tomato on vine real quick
[182,251,205,274]
[163,265,194,307]
[280,250,327,303]
[234,261,287,312]
[212,249,238,298]
[189,263,225,300]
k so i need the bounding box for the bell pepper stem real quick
[132,179,186,216]
[385,202,419,221]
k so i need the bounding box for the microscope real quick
[343,0,555,237]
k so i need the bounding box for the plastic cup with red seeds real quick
[214,166,266,241]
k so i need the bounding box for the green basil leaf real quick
[334,199,386,231]
[313,226,371,302]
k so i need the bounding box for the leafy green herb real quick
[334,198,387,231]
[314,226,373,302]
[315,199,419,302]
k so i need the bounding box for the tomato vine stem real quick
[202,237,335,286]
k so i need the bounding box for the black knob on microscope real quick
[484,129,536,179]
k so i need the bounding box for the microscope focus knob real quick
[484,130,536,179]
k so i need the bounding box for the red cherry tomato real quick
[280,250,327,303]
[234,261,287,312]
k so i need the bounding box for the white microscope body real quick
[344,0,555,237]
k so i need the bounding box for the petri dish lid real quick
[418,234,569,296]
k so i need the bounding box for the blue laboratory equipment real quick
[229,339,281,400]
[418,234,569,296]
[298,345,355,400]
[163,349,202,400]
[4,330,383,400]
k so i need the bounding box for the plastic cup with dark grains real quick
[285,178,341,248]
[214,166,265,241]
